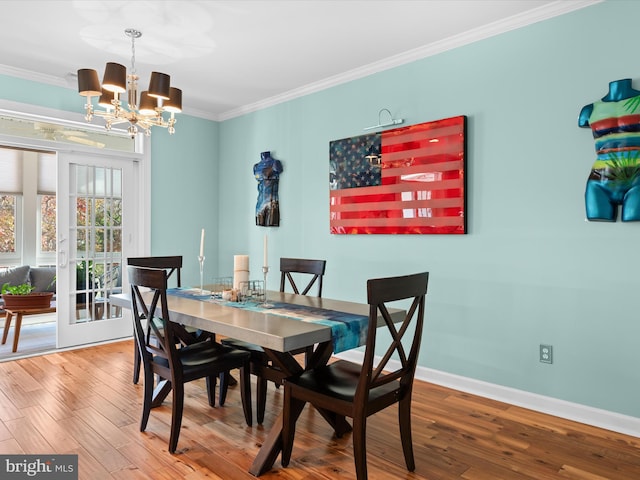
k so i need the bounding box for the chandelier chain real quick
[131,34,136,75]
[125,28,141,76]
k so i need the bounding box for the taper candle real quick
[200,229,205,257]
[263,234,268,267]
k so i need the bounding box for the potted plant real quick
[1,282,54,310]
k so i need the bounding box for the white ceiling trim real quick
[0,64,69,89]
[0,0,602,123]
[219,0,601,121]
[218,0,605,121]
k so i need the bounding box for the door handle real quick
[58,235,67,267]
[58,249,67,267]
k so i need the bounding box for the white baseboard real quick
[336,350,640,438]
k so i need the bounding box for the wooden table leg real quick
[249,348,304,476]
[249,342,338,476]
[12,312,23,353]
[249,412,281,475]
[2,312,13,345]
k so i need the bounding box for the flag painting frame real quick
[329,115,467,234]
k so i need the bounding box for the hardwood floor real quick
[0,339,638,479]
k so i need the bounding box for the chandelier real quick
[77,28,182,138]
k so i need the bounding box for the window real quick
[37,154,56,264]
[0,194,17,254]
[39,194,56,253]
[0,148,23,263]
[0,147,56,265]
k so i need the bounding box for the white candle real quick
[233,255,249,290]
[263,234,268,267]
[200,228,205,257]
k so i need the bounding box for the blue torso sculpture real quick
[254,151,283,226]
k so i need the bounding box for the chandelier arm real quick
[92,114,130,126]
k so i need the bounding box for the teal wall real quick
[1,0,638,419]
[150,114,219,283]
[218,0,640,418]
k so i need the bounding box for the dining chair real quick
[128,265,252,453]
[128,256,184,384]
[128,256,182,286]
[128,256,216,383]
[281,271,429,480]
[222,257,327,424]
[279,257,326,296]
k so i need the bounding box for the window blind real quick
[38,152,56,194]
[0,148,22,193]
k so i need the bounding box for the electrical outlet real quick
[540,344,553,364]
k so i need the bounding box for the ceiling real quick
[0,0,597,121]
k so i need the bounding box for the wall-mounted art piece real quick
[329,115,467,234]
[579,78,640,222]
[254,151,283,227]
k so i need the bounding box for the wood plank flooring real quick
[0,339,638,479]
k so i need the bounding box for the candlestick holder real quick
[198,255,205,294]
[261,266,273,308]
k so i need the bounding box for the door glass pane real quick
[113,169,122,197]
[70,163,123,322]
[95,167,105,196]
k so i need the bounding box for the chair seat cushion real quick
[291,360,398,403]
[154,341,250,376]
[181,341,250,366]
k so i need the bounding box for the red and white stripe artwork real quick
[329,115,466,234]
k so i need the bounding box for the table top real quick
[4,305,56,315]
[111,290,405,353]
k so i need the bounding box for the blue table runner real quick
[167,288,368,353]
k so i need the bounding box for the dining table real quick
[110,287,406,476]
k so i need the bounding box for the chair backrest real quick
[357,272,429,403]
[128,256,182,287]
[279,258,326,297]
[127,265,182,376]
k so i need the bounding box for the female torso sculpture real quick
[254,151,283,226]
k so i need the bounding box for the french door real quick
[56,151,136,348]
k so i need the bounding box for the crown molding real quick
[219,0,602,121]
[0,0,602,123]
[0,64,69,88]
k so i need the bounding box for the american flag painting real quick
[329,115,467,234]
